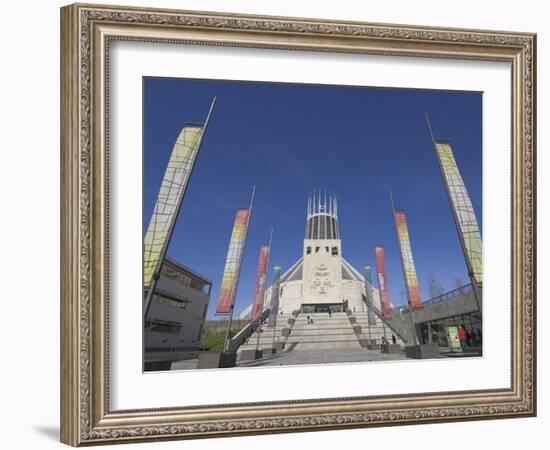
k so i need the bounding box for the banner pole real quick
[255,229,273,353]
[364,265,373,342]
[270,266,281,350]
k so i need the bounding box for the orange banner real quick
[215,208,250,314]
[394,209,422,309]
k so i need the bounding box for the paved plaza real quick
[236,348,410,367]
[170,345,482,371]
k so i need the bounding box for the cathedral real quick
[240,192,383,319]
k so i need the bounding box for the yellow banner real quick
[143,126,204,287]
[435,142,483,284]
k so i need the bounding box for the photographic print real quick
[142,77,483,372]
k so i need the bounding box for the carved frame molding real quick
[60,3,536,446]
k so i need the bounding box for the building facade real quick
[144,257,212,371]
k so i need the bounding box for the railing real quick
[227,308,271,353]
[421,283,473,308]
[364,298,409,342]
[388,283,474,315]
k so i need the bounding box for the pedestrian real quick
[458,325,467,349]
[470,328,477,346]
[306,315,310,324]
[392,334,396,344]
[380,336,388,352]
[328,309,332,318]
[465,327,471,346]
[422,327,428,344]
[476,328,482,345]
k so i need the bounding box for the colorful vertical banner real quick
[363,264,377,325]
[251,245,270,322]
[215,208,251,314]
[271,265,282,310]
[143,125,204,288]
[394,209,423,309]
[374,245,392,319]
[434,141,483,284]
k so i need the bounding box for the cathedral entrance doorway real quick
[301,303,343,314]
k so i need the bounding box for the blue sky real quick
[143,77,482,319]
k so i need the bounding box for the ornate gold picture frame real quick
[60,3,536,446]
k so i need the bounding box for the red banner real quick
[251,245,270,321]
[374,245,392,319]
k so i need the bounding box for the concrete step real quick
[286,335,358,343]
[293,322,354,326]
[293,341,362,350]
[295,315,349,320]
[248,328,285,334]
[240,335,285,342]
[289,330,358,336]
[293,323,353,327]
[355,324,383,329]
[295,316,351,320]
[239,344,283,351]
[290,330,358,336]
[273,313,363,351]
[287,334,357,339]
[291,326,357,331]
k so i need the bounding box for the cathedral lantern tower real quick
[305,191,340,240]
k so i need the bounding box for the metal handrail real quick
[227,308,271,352]
[421,283,473,307]
[388,284,474,315]
[364,299,408,342]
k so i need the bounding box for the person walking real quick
[470,328,478,346]
[458,325,467,349]
[391,334,397,344]
[380,336,388,353]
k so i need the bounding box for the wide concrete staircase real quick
[237,314,294,354]
[286,312,361,350]
[236,310,405,355]
[351,312,404,346]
